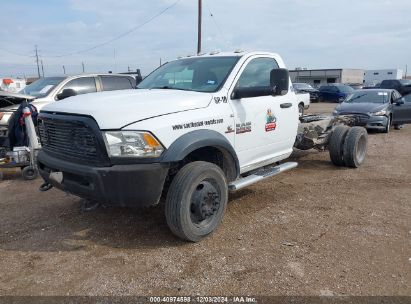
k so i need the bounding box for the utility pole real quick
[35,45,41,78]
[405,65,408,78]
[82,62,85,73]
[63,65,66,74]
[41,60,44,77]
[160,58,162,66]
[197,0,202,54]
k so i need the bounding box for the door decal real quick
[265,108,277,132]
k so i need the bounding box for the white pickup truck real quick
[37,51,368,242]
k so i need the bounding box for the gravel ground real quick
[0,103,410,296]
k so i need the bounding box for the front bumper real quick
[38,151,169,207]
[364,115,389,130]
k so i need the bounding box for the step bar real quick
[228,162,298,191]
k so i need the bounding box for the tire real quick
[343,127,368,168]
[298,103,304,117]
[318,96,324,103]
[328,125,349,166]
[165,161,228,242]
[394,124,403,130]
[21,166,38,180]
[383,116,391,133]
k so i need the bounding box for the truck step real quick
[228,162,298,191]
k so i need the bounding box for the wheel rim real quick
[356,134,367,164]
[190,179,221,228]
[386,118,390,132]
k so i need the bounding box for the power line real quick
[0,47,33,57]
[0,0,181,59]
[44,0,181,58]
[203,0,230,49]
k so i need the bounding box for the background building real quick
[289,69,364,87]
[364,69,403,85]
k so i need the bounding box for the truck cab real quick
[37,51,300,241]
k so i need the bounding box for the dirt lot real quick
[0,103,410,296]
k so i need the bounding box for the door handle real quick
[280,103,292,108]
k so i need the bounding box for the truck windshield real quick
[19,77,65,98]
[345,91,389,103]
[138,56,240,93]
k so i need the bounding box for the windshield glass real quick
[399,79,411,86]
[19,77,65,97]
[337,85,354,93]
[138,56,240,92]
[345,91,389,103]
[294,83,313,90]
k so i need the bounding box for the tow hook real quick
[39,182,53,192]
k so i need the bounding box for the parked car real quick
[347,83,364,90]
[293,82,319,102]
[333,89,409,133]
[0,74,136,147]
[318,84,354,102]
[379,79,411,96]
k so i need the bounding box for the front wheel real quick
[298,103,304,117]
[165,161,228,242]
[22,166,38,180]
[383,116,391,133]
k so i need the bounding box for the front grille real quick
[38,114,107,165]
[340,113,370,126]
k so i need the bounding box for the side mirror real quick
[56,88,77,100]
[270,68,289,96]
[231,86,275,99]
[395,98,405,106]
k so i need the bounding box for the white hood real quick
[41,89,213,129]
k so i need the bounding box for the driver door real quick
[229,57,297,172]
[393,92,411,124]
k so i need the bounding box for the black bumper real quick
[37,151,169,207]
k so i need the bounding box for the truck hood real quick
[0,91,35,110]
[41,89,213,129]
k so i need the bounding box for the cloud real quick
[0,0,410,77]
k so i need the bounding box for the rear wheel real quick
[318,96,324,103]
[343,127,368,168]
[328,125,349,166]
[165,161,228,242]
[394,124,403,130]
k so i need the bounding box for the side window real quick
[62,77,97,95]
[236,57,279,89]
[329,86,338,93]
[403,94,411,103]
[101,76,134,91]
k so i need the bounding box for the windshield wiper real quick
[150,86,192,91]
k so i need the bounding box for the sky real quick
[0,0,410,78]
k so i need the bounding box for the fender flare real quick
[161,129,240,179]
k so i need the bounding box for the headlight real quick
[103,131,164,158]
[371,110,387,116]
[333,110,339,115]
